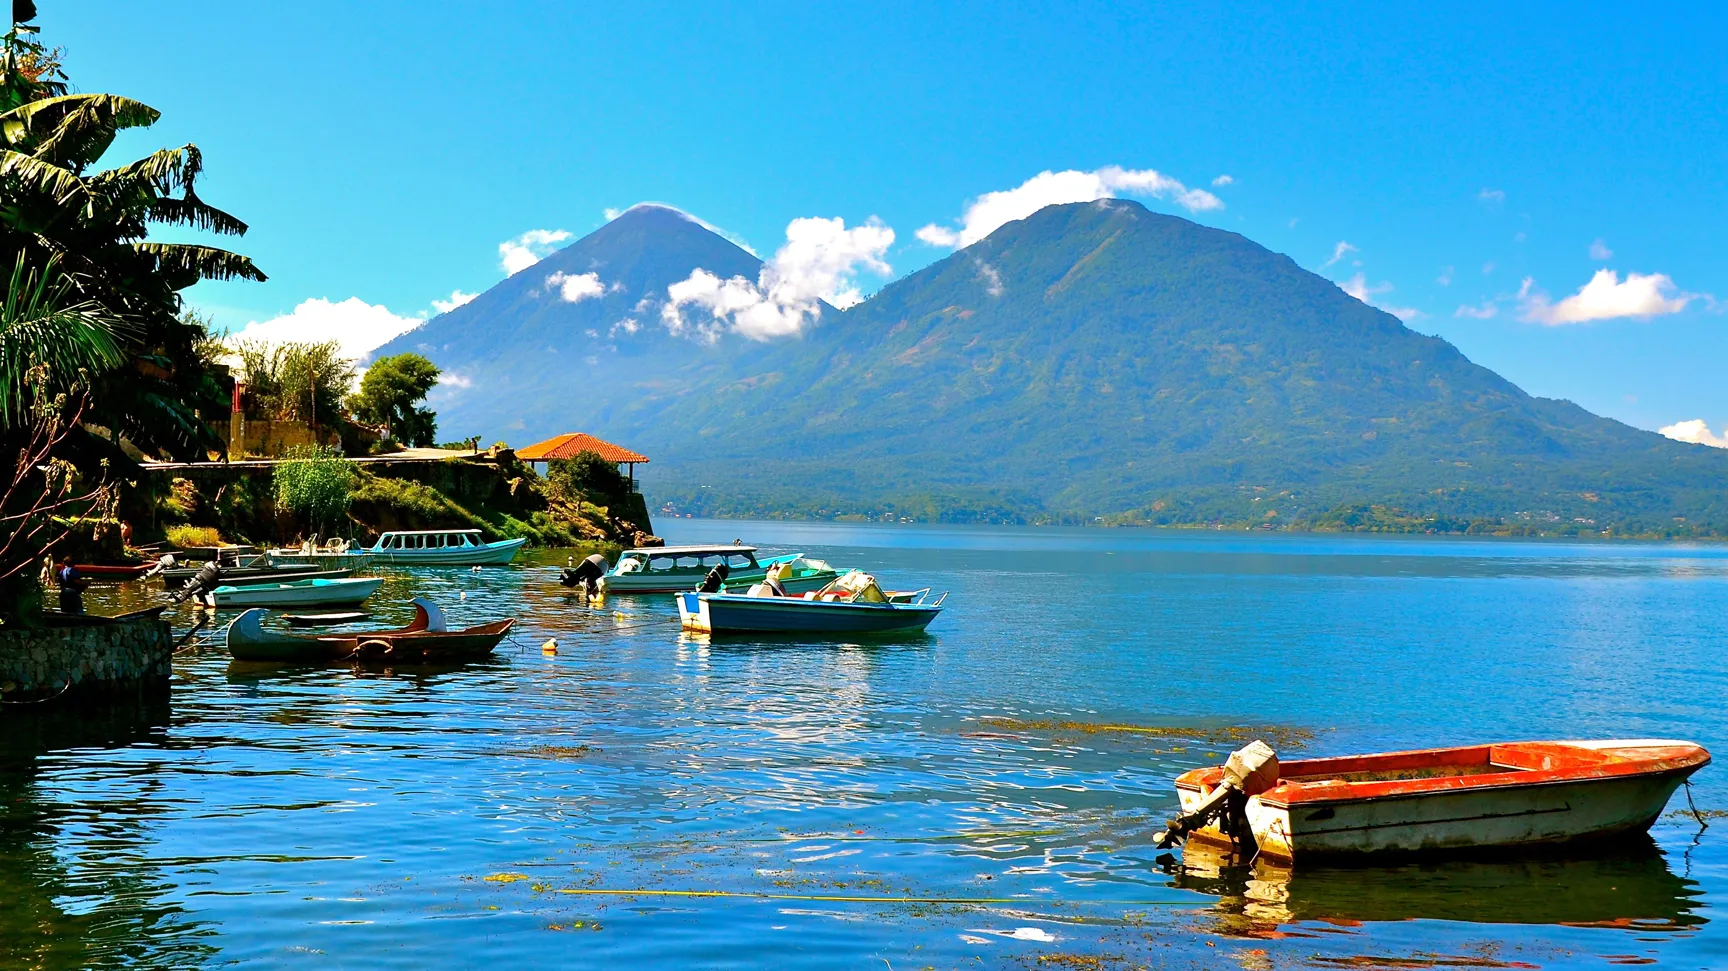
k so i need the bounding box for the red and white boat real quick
[1170,739,1710,863]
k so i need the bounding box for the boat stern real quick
[677,592,712,632]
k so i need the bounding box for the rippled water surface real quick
[6,522,1728,969]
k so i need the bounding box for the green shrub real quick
[546,451,630,506]
[165,524,221,548]
[273,444,354,532]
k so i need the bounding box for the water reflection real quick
[1171,838,1706,935]
[0,692,222,970]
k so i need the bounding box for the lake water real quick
[6,521,1728,969]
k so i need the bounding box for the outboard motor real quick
[560,553,610,595]
[697,562,730,593]
[172,556,225,605]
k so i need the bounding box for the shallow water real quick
[5,522,1728,969]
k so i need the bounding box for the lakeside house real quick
[515,433,651,491]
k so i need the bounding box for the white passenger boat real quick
[1161,739,1711,863]
[598,546,837,594]
[202,576,383,608]
[267,529,526,567]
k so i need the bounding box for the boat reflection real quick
[1169,837,1706,935]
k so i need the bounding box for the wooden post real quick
[229,380,246,460]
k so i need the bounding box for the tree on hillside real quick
[234,339,354,428]
[546,451,631,507]
[0,13,263,459]
[349,353,440,447]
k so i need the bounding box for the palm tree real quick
[0,252,127,429]
[0,17,264,458]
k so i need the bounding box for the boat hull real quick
[207,577,383,608]
[226,601,511,663]
[678,592,940,634]
[1175,740,1710,863]
[608,569,834,595]
[161,564,335,588]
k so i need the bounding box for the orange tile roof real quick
[515,433,650,464]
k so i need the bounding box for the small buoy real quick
[459,591,467,600]
[471,565,482,572]
[541,638,558,655]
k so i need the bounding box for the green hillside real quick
[625,201,1728,534]
[406,201,1728,536]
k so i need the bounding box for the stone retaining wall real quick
[0,615,173,700]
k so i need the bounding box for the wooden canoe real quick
[72,562,153,581]
[226,598,514,664]
[1173,739,1710,863]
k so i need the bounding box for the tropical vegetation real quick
[272,444,354,534]
[348,352,440,447]
[0,17,262,460]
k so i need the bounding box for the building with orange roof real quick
[515,433,650,489]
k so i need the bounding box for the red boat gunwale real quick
[1174,741,1711,808]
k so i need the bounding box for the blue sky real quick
[64,2,1727,441]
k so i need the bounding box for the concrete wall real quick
[222,416,341,459]
[0,615,173,700]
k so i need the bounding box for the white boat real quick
[266,529,526,567]
[1164,739,1711,863]
[677,570,946,635]
[599,546,837,594]
[203,576,384,608]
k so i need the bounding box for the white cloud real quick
[1478,188,1506,206]
[499,229,572,275]
[1322,241,1357,268]
[225,297,424,363]
[1519,269,1697,325]
[431,289,476,313]
[1590,239,1613,260]
[1454,301,1498,319]
[916,166,1223,249]
[1437,266,1454,286]
[437,371,473,390]
[1338,272,1420,322]
[1211,174,1234,187]
[545,270,605,303]
[663,216,894,341]
[603,207,623,221]
[1660,419,1728,448]
[974,258,1004,298]
[609,317,640,337]
[1482,262,1495,275]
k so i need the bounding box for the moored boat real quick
[71,562,153,581]
[1163,739,1711,863]
[203,576,383,608]
[677,570,945,635]
[266,529,526,567]
[160,563,337,588]
[226,598,513,663]
[600,545,766,594]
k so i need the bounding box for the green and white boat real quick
[598,546,839,595]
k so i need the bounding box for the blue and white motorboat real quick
[267,529,526,568]
[677,570,945,635]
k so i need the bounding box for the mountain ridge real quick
[389,200,1728,534]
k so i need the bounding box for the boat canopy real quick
[614,545,761,572]
[374,530,485,550]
